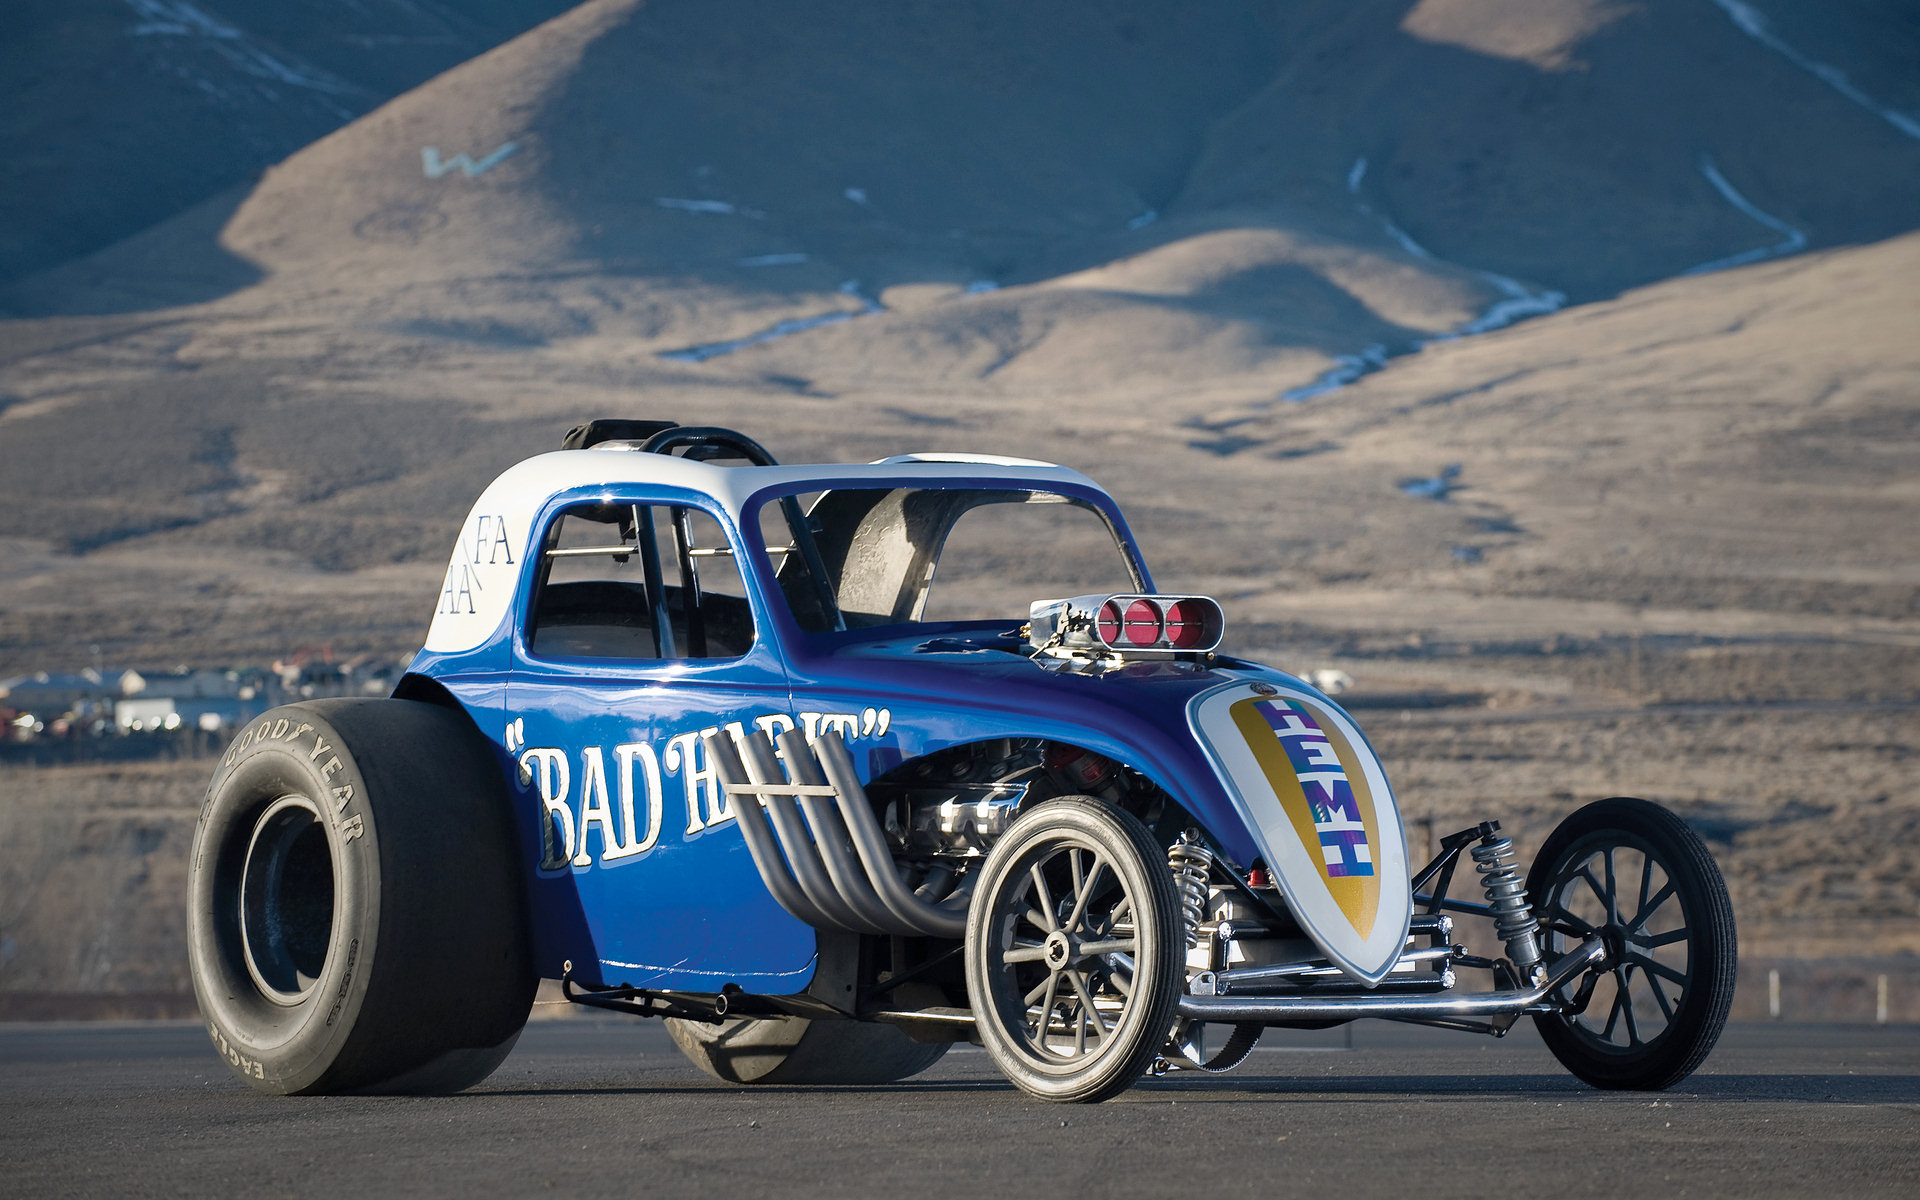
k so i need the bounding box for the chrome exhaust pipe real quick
[730,728,889,934]
[708,727,970,939]
[705,730,857,933]
[915,862,958,902]
[772,727,912,934]
[808,731,970,938]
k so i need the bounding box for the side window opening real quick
[529,503,755,661]
[917,495,1136,623]
[761,490,840,633]
[758,487,1143,634]
[663,507,756,658]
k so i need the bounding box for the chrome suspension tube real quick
[1214,944,1457,993]
[1177,937,1605,1024]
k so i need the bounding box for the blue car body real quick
[404,449,1410,992]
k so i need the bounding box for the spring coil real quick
[1168,832,1214,949]
[1471,834,1543,969]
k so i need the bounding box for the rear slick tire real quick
[665,1016,948,1084]
[188,700,535,1095]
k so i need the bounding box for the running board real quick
[1176,939,1607,1024]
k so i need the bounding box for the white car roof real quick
[423,448,1109,654]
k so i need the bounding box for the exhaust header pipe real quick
[707,727,970,939]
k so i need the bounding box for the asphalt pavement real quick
[3,1017,1916,1197]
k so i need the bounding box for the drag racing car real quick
[189,420,1736,1102]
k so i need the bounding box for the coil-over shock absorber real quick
[1472,825,1545,982]
[1168,831,1214,949]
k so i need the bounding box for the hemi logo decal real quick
[1228,696,1382,938]
[1252,700,1373,878]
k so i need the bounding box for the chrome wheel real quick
[1001,848,1137,1060]
[965,796,1182,1102]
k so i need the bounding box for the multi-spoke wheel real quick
[1527,797,1736,1090]
[964,796,1183,1103]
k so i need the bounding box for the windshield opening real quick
[753,486,1145,635]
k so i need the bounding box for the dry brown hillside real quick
[1,1,1913,630]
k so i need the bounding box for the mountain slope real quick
[0,0,576,284]
[0,0,1914,677]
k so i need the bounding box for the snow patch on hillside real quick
[1713,0,1920,140]
[1279,158,1565,401]
[1684,155,1808,276]
[659,281,884,363]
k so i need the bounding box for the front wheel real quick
[964,796,1183,1103]
[1527,797,1736,1090]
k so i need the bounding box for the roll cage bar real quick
[556,420,846,635]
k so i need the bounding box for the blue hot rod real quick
[189,421,1735,1102]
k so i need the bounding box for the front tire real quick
[1527,797,1736,1090]
[964,796,1183,1103]
[188,700,535,1095]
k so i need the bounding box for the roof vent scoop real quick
[560,419,679,450]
